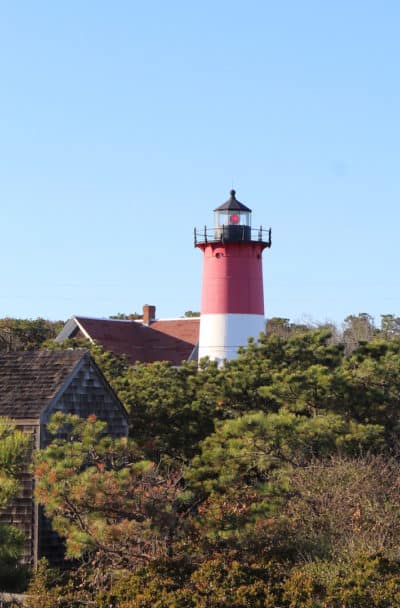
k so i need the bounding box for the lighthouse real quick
[194,190,271,363]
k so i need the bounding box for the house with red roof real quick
[56,305,199,366]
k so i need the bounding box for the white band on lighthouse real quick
[198,313,266,363]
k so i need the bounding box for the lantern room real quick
[193,189,271,247]
[214,189,252,241]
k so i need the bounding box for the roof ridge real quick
[0,348,87,358]
[75,315,136,323]
[153,317,200,322]
[75,316,199,323]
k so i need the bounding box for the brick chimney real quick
[143,304,156,325]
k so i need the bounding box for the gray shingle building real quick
[0,349,128,566]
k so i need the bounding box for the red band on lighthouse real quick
[198,242,265,315]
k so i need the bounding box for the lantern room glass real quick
[214,210,251,229]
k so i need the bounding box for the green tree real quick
[185,410,383,567]
[379,313,400,339]
[34,413,193,572]
[216,330,344,416]
[0,419,31,590]
[109,312,143,320]
[331,338,400,443]
[0,318,63,352]
[266,317,312,338]
[126,360,221,460]
[189,411,383,496]
[343,313,376,353]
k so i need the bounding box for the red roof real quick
[73,317,199,366]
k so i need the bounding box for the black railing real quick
[194,225,272,247]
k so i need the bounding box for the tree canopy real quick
[0,420,31,591]
[0,318,62,352]
[22,322,400,606]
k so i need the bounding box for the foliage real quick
[217,329,345,416]
[26,323,400,604]
[282,554,400,607]
[34,413,194,569]
[0,420,31,591]
[189,411,383,494]
[343,312,376,353]
[183,311,200,317]
[0,317,62,352]
[126,360,221,460]
[282,456,400,561]
[109,312,143,320]
[332,338,400,443]
[379,313,400,339]
[25,559,89,608]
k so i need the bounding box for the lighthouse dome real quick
[214,189,252,213]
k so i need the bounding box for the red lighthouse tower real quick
[194,190,271,363]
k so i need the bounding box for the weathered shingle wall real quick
[40,355,128,445]
[0,421,39,566]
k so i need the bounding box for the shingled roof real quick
[56,316,199,366]
[0,350,88,419]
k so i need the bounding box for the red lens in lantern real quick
[230,214,240,225]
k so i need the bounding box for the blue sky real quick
[1,1,399,326]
